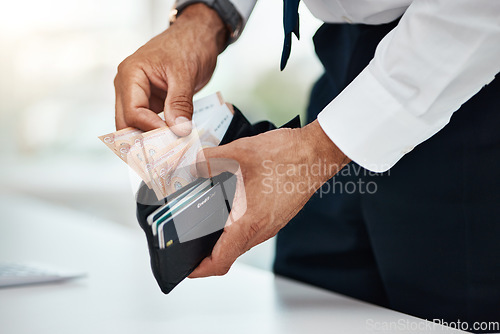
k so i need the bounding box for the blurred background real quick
[0,0,322,271]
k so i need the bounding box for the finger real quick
[224,103,235,114]
[226,168,248,225]
[149,95,166,114]
[189,219,250,278]
[149,85,167,114]
[195,146,247,222]
[118,68,166,131]
[115,94,127,130]
[129,107,168,132]
[163,75,195,137]
[188,255,219,278]
[195,145,240,178]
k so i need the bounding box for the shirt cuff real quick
[317,66,439,173]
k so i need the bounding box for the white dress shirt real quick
[230,0,500,172]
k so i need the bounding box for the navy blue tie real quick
[281,0,301,70]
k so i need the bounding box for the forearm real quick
[175,0,257,46]
[299,120,351,184]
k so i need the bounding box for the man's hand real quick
[114,4,229,135]
[189,120,351,278]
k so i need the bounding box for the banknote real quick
[165,103,234,194]
[98,127,142,160]
[191,91,224,125]
[99,92,234,200]
[99,127,153,187]
[145,133,196,198]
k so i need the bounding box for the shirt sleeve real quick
[317,0,500,172]
[175,1,257,31]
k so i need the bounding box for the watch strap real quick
[175,0,243,43]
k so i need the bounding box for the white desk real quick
[0,193,463,333]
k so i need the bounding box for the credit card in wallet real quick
[157,182,220,247]
[151,179,213,236]
[147,178,208,226]
[158,183,228,248]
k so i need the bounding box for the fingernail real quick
[174,116,192,136]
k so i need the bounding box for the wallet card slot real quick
[166,183,226,242]
[177,206,227,244]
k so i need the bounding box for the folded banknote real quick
[99,92,234,200]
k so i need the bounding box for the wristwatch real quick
[171,0,243,43]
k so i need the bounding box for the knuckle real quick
[211,257,231,276]
[184,55,200,74]
[248,222,261,239]
[116,59,130,74]
[118,55,134,69]
[115,117,124,130]
[238,221,259,246]
[169,96,193,115]
[124,111,139,127]
[215,265,230,276]
[115,57,136,86]
[236,218,260,244]
[117,56,142,76]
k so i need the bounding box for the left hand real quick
[189,120,350,278]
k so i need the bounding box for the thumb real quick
[164,77,195,137]
[196,144,240,178]
[196,144,248,224]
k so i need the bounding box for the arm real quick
[188,0,500,277]
[318,0,500,172]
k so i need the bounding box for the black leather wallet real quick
[136,106,301,294]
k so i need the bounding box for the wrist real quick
[300,120,351,181]
[174,3,230,53]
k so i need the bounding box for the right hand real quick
[114,4,229,135]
